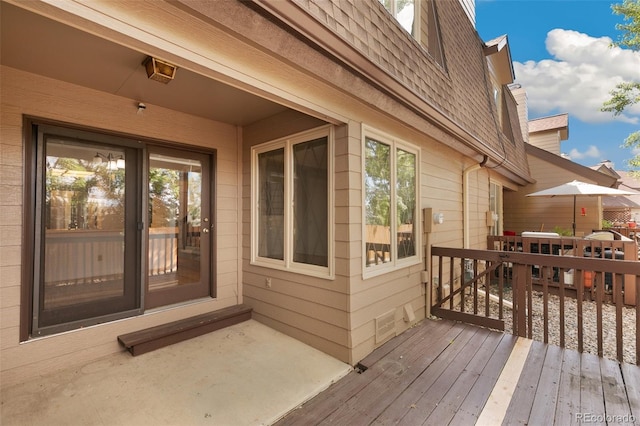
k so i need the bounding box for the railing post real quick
[514,263,527,338]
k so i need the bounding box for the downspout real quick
[463,156,488,249]
[466,156,513,309]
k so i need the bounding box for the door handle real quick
[202,227,209,233]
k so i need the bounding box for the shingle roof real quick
[528,114,569,134]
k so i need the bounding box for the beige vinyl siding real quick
[510,86,529,143]
[504,155,602,236]
[2,0,522,374]
[529,132,562,155]
[0,66,242,387]
[350,131,471,363]
[241,111,352,361]
[466,167,491,248]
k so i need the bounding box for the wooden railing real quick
[488,235,638,305]
[430,246,640,365]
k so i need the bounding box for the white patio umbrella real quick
[526,180,638,236]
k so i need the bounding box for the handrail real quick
[431,245,640,365]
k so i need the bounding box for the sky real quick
[476,0,640,171]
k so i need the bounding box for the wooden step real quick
[117,304,252,356]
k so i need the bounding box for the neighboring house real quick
[0,0,533,387]
[591,161,640,224]
[616,171,640,223]
[504,113,618,235]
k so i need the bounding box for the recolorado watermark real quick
[576,413,637,424]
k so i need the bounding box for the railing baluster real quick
[460,258,466,314]
[616,272,623,362]
[559,266,565,348]
[542,267,549,344]
[636,275,640,365]
[515,264,527,338]
[597,271,604,357]
[438,257,443,309]
[498,262,503,320]
[449,257,454,310]
[527,266,533,339]
[577,269,584,354]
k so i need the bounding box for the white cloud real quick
[566,145,603,160]
[514,29,640,124]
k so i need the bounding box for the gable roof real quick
[525,143,618,187]
[590,161,622,179]
[483,35,515,85]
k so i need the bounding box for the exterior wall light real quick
[433,212,444,224]
[143,56,177,84]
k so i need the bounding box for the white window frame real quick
[381,0,421,38]
[489,180,503,236]
[251,126,334,279]
[362,126,421,278]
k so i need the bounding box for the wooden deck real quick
[276,319,640,425]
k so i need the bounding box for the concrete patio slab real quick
[1,320,351,426]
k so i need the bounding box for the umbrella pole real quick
[572,195,576,236]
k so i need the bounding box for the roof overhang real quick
[484,35,515,85]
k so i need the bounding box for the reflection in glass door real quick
[147,150,211,308]
[35,136,139,333]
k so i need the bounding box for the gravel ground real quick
[462,286,637,365]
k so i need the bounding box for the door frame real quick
[144,146,216,309]
[22,117,217,339]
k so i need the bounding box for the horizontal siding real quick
[530,132,561,155]
[504,155,602,235]
[0,66,242,388]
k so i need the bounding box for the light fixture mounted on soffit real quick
[143,56,177,84]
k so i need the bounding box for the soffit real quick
[0,2,288,126]
[484,35,515,85]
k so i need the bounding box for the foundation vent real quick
[375,310,396,343]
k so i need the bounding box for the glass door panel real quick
[147,150,211,308]
[36,136,138,332]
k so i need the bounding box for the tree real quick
[601,0,640,171]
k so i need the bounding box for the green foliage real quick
[552,226,573,236]
[602,219,614,229]
[365,139,391,226]
[612,0,640,50]
[602,0,640,171]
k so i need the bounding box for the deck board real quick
[424,329,504,425]
[370,325,482,425]
[448,333,518,425]
[599,357,632,419]
[502,339,547,424]
[621,363,640,420]
[318,323,471,425]
[528,344,563,425]
[579,352,606,417]
[275,318,639,426]
[554,348,582,424]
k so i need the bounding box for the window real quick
[425,0,445,67]
[25,120,214,338]
[380,0,418,37]
[364,128,419,274]
[489,181,502,236]
[251,127,333,277]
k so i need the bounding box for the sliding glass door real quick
[146,148,212,308]
[30,122,215,336]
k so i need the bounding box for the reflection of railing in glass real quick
[148,153,203,291]
[44,230,124,309]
